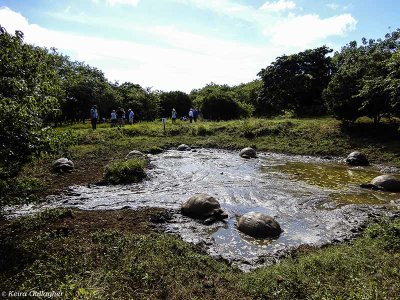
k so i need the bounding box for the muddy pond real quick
[10,149,400,270]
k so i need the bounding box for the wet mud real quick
[7,149,400,270]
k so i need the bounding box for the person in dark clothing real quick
[116,107,125,126]
[90,105,98,130]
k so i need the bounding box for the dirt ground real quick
[0,207,167,236]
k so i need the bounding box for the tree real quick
[230,80,261,115]
[324,29,400,123]
[190,83,252,120]
[61,62,121,121]
[257,46,333,116]
[387,50,400,117]
[0,27,63,178]
[159,91,191,118]
[117,83,160,120]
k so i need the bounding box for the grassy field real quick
[1,117,400,299]
[0,208,399,299]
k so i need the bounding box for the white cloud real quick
[0,7,281,92]
[91,0,140,6]
[259,0,296,12]
[0,4,357,91]
[265,13,357,47]
[174,0,357,48]
[327,3,339,10]
[106,0,140,6]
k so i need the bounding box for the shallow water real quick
[9,149,400,269]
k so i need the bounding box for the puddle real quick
[6,149,400,270]
[272,160,400,205]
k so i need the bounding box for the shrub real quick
[103,158,147,184]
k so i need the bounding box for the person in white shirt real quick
[171,108,177,123]
[110,110,117,127]
[188,108,194,123]
[128,109,134,125]
[90,105,99,130]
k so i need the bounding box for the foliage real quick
[242,218,400,300]
[117,83,160,121]
[0,27,64,179]
[190,83,253,120]
[60,60,122,122]
[103,158,147,184]
[0,208,246,300]
[231,80,262,114]
[257,46,333,116]
[324,29,400,123]
[159,90,191,118]
[1,208,399,299]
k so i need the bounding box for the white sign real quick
[162,118,167,124]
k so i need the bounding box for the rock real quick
[239,147,257,159]
[177,144,191,151]
[237,212,282,238]
[345,151,369,166]
[125,150,147,160]
[52,158,74,173]
[371,175,400,192]
[181,194,228,224]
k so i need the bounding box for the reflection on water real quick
[273,161,400,205]
[8,149,400,268]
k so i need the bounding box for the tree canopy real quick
[257,46,333,117]
[0,28,63,178]
[324,29,400,123]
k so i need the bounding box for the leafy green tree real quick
[324,29,400,123]
[159,91,191,118]
[0,27,63,178]
[117,83,160,120]
[230,80,261,115]
[190,83,252,120]
[258,46,333,116]
[387,50,400,116]
[61,61,121,121]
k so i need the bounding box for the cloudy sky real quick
[0,0,398,92]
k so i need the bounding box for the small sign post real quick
[162,118,167,134]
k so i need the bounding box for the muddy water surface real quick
[10,149,400,270]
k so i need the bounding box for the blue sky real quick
[0,0,399,92]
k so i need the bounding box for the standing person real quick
[90,105,98,130]
[116,107,124,126]
[122,110,126,126]
[171,108,177,123]
[193,108,198,122]
[128,109,134,125]
[188,108,194,123]
[110,110,117,127]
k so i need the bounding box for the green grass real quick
[242,218,400,300]
[0,209,247,300]
[0,209,399,299]
[64,117,400,165]
[103,158,148,184]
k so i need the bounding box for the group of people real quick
[171,108,199,123]
[90,105,200,130]
[110,108,135,127]
[90,105,134,129]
